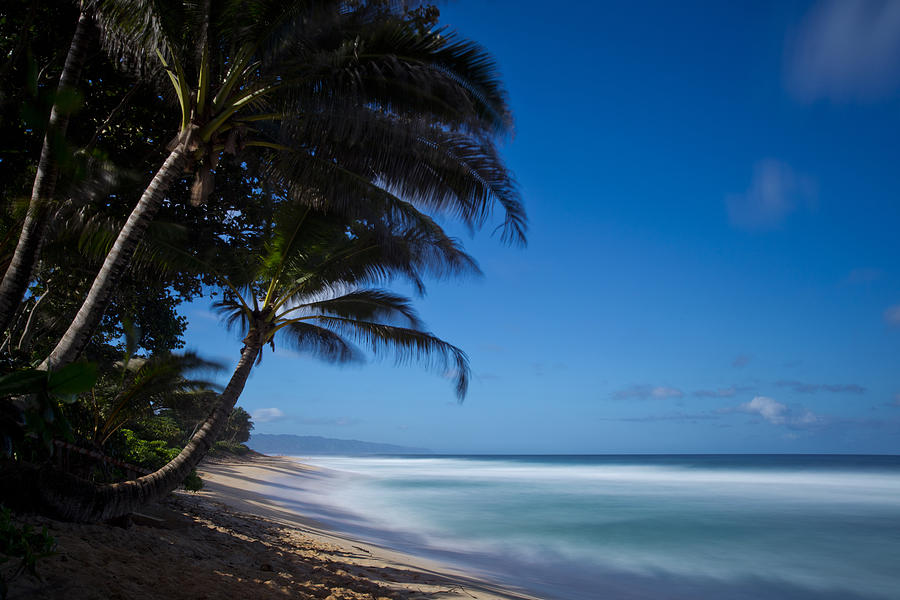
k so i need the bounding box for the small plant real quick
[0,505,56,600]
[182,469,203,492]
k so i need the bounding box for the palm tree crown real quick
[212,206,473,398]
[96,0,525,239]
[43,0,525,370]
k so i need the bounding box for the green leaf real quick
[47,363,98,399]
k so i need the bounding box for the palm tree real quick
[41,0,524,370]
[88,346,222,449]
[0,7,93,334]
[33,205,473,521]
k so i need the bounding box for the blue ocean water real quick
[294,455,900,600]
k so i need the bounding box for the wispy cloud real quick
[189,309,220,322]
[693,386,753,398]
[775,380,866,394]
[597,411,718,423]
[737,396,820,427]
[726,160,816,230]
[250,409,360,427]
[884,304,900,327]
[252,407,285,423]
[602,397,825,428]
[612,385,684,400]
[786,0,900,102]
[732,354,752,368]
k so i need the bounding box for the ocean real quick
[288,454,900,600]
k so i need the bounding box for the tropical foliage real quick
[0,0,523,526]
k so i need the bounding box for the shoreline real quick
[7,453,540,600]
[196,453,540,600]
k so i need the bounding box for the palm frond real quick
[280,289,423,329]
[277,15,512,135]
[93,0,189,74]
[211,295,253,337]
[305,315,469,400]
[276,320,362,364]
[266,108,525,245]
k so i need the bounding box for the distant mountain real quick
[248,433,431,455]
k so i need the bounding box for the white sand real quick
[195,454,541,600]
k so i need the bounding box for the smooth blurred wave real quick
[290,455,900,599]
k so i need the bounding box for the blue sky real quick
[183,0,900,454]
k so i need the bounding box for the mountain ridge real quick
[248,433,431,455]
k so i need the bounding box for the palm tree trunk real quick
[39,142,191,371]
[36,336,261,523]
[0,11,92,334]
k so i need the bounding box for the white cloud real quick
[651,386,683,399]
[740,396,787,425]
[252,407,285,423]
[885,304,900,326]
[737,396,824,428]
[694,387,745,398]
[795,410,820,425]
[613,385,684,400]
[787,0,900,102]
[726,160,816,230]
[741,396,788,424]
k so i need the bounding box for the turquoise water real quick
[295,455,900,599]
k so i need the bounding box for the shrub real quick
[117,429,180,471]
[211,440,250,456]
[0,505,56,600]
[182,470,203,492]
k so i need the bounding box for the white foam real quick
[284,456,900,599]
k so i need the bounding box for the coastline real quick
[196,453,540,600]
[7,453,540,600]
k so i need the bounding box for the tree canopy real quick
[0,0,524,523]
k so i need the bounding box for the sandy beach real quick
[6,454,539,600]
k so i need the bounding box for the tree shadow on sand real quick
[6,490,533,600]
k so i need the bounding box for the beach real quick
[9,453,900,600]
[7,454,537,600]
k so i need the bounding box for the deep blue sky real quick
[184,0,900,453]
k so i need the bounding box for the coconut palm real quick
[0,7,93,334]
[41,0,524,370]
[33,204,474,521]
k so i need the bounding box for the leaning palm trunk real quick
[0,11,93,334]
[37,332,261,522]
[40,138,192,371]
